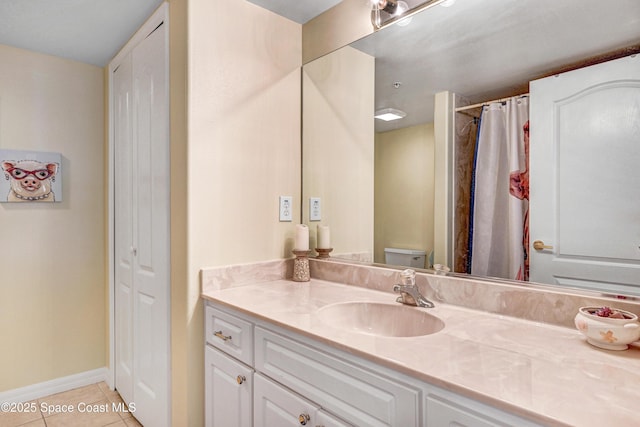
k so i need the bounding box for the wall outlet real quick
[309,197,321,221]
[279,196,293,222]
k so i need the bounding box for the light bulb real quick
[371,0,412,28]
[393,0,409,16]
[394,1,412,26]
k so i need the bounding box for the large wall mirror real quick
[302,0,640,296]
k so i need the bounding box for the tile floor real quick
[0,382,142,427]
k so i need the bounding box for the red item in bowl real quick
[594,306,627,319]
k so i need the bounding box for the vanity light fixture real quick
[395,1,413,26]
[374,108,406,121]
[371,0,412,28]
[372,0,458,29]
[372,0,397,14]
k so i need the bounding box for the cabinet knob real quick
[236,375,246,385]
[298,413,310,425]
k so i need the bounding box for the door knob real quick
[236,375,246,385]
[533,240,553,251]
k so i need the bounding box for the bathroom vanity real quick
[201,260,640,426]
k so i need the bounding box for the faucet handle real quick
[400,269,415,286]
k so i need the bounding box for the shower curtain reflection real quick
[467,97,530,281]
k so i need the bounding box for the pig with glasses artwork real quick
[1,159,59,202]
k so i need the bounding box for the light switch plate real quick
[309,197,321,221]
[279,196,293,221]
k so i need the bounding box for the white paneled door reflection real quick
[530,54,640,295]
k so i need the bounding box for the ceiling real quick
[0,0,164,66]
[0,0,339,67]
[349,0,640,132]
[246,0,342,24]
[234,0,640,133]
[4,0,636,133]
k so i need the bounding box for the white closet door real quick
[114,52,134,405]
[131,21,170,427]
[529,54,640,295]
[114,15,170,427]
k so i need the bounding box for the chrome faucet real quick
[393,269,435,308]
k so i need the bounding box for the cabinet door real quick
[316,410,354,427]
[205,346,253,427]
[254,373,320,427]
[427,397,505,427]
[426,394,541,427]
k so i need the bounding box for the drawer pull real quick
[214,330,232,341]
[236,375,246,385]
[298,413,310,425]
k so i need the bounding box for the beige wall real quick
[434,91,455,266]
[302,46,375,257]
[189,0,302,265]
[184,0,301,424]
[302,0,374,64]
[167,0,189,425]
[375,123,435,265]
[0,44,105,390]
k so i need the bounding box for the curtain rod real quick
[454,93,529,112]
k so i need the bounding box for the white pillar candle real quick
[317,225,330,249]
[295,224,309,251]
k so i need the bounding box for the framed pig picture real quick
[0,149,62,202]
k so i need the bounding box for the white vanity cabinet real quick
[204,302,417,426]
[204,301,543,427]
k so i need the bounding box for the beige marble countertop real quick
[202,278,640,427]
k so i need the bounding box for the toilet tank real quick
[384,248,426,268]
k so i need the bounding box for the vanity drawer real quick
[205,304,254,365]
[255,327,421,427]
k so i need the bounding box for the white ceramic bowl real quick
[574,306,640,350]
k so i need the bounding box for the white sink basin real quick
[316,302,444,338]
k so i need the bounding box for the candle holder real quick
[292,250,311,282]
[315,248,333,259]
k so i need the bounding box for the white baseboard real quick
[0,367,109,403]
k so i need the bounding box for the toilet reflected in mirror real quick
[384,248,428,269]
